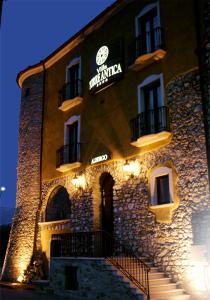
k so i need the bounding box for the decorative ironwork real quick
[58,79,82,107]
[129,27,166,64]
[51,231,150,299]
[56,143,81,168]
[130,106,170,141]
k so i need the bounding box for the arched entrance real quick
[45,186,71,222]
[100,173,115,235]
[40,186,71,263]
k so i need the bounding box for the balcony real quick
[56,143,81,172]
[58,80,83,112]
[130,106,171,148]
[129,27,166,71]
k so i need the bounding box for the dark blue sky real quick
[0,0,114,209]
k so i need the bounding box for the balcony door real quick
[68,64,79,98]
[100,173,114,235]
[138,8,158,53]
[142,80,161,134]
[68,121,78,162]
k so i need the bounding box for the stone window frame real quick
[150,166,174,207]
[135,1,161,37]
[66,56,81,82]
[64,115,81,161]
[137,73,165,114]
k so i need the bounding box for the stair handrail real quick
[102,230,150,300]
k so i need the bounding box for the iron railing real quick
[58,79,82,107]
[51,231,150,299]
[56,143,81,168]
[131,106,170,141]
[129,27,166,64]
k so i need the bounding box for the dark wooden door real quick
[100,173,114,235]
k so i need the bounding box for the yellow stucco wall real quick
[41,0,198,181]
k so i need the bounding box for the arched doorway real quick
[100,173,115,235]
[45,186,71,222]
[40,186,71,277]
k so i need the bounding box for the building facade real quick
[2,0,210,299]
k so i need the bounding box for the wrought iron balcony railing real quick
[131,106,170,141]
[58,79,82,107]
[129,27,166,64]
[56,143,81,168]
[51,231,150,299]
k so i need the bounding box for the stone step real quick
[151,288,185,298]
[150,283,177,292]
[105,258,189,300]
[149,277,172,285]
[124,266,159,273]
[152,295,190,300]
[150,267,160,273]
[149,272,166,279]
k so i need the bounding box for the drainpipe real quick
[194,0,210,194]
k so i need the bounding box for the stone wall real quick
[1,72,44,281]
[49,258,142,300]
[38,70,210,297]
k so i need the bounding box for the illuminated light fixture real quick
[0,186,6,192]
[123,160,140,178]
[71,174,86,189]
[17,275,24,283]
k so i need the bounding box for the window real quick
[150,166,173,206]
[64,115,81,163]
[156,175,170,205]
[138,74,168,135]
[65,266,78,290]
[66,57,81,99]
[135,2,162,55]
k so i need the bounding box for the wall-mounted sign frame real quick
[89,39,124,94]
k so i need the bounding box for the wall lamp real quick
[71,174,86,190]
[123,160,140,178]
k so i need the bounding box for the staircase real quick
[51,231,190,300]
[105,257,190,300]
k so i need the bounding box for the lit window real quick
[150,166,173,206]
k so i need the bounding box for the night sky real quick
[0,0,114,211]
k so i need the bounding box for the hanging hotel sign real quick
[91,153,111,165]
[89,40,123,94]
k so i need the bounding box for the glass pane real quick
[156,175,170,205]
[157,85,162,107]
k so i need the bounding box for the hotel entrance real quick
[100,173,114,235]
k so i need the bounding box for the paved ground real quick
[0,286,65,300]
